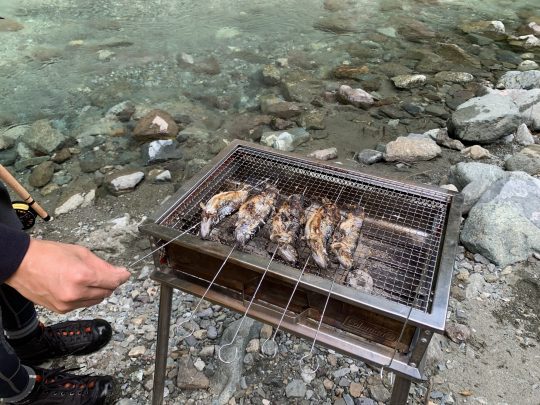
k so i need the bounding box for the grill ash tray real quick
[141,140,462,382]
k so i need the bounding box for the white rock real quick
[515,123,535,146]
[519,60,540,71]
[391,74,427,89]
[337,85,374,108]
[110,172,145,192]
[147,140,174,160]
[440,184,459,192]
[193,358,205,372]
[128,346,146,357]
[54,190,95,216]
[97,49,115,61]
[155,170,172,182]
[180,52,194,64]
[215,26,240,39]
[461,145,491,160]
[517,34,540,49]
[308,147,338,161]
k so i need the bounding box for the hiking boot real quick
[7,367,114,405]
[9,319,112,366]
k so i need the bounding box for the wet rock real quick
[519,60,539,71]
[445,323,472,343]
[0,149,17,166]
[337,85,374,109]
[397,18,437,42]
[391,74,427,89]
[462,145,491,160]
[0,125,28,150]
[286,379,307,398]
[97,49,114,61]
[379,105,411,119]
[448,92,522,143]
[515,123,535,145]
[176,355,210,390]
[355,398,376,405]
[425,104,450,119]
[308,147,338,161]
[461,172,540,266]
[434,71,474,83]
[460,20,506,40]
[508,34,540,50]
[51,148,72,164]
[141,139,183,165]
[260,128,310,152]
[497,70,540,89]
[384,136,441,162]
[323,0,349,11]
[192,56,221,75]
[437,43,481,69]
[435,130,465,150]
[0,18,24,32]
[260,95,301,119]
[14,156,49,171]
[281,71,322,103]
[261,64,281,86]
[355,149,383,165]
[133,109,179,142]
[106,101,136,122]
[332,65,370,80]
[298,110,326,130]
[505,145,540,175]
[79,151,107,173]
[54,179,97,216]
[314,15,359,34]
[29,161,54,188]
[23,120,67,154]
[105,169,145,196]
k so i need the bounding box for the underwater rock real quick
[0,18,24,32]
[261,64,281,86]
[260,95,301,119]
[332,65,369,80]
[133,109,179,142]
[23,120,67,155]
[391,74,427,89]
[434,71,474,83]
[336,85,374,109]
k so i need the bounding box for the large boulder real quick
[447,92,522,143]
[497,70,540,89]
[505,145,540,175]
[461,172,540,266]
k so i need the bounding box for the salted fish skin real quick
[234,184,279,245]
[305,199,341,269]
[200,187,250,239]
[270,194,305,264]
[331,206,365,270]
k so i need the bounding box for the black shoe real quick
[7,367,114,405]
[10,319,112,366]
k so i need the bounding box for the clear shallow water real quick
[0,0,538,125]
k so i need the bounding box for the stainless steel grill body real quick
[141,140,462,404]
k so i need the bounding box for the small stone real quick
[105,169,145,195]
[518,60,539,71]
[515,123,535,146]
[260,128,310,152]
[434,71,474,83]
[0,18,24,32]
[128,346,146,357]
[260,95,301,119]
[193,358,205,372]
[176,355,210,390]
[484,274,498,283]
[333,65,370,80]
[327,353,338,367]
[193,330,207,340]
[505,145,540,175]
[445,323,471,343]
[384,136,442,162]
[337,85,374,109]
[355,149,383,165]
[207,325,218,339]
[285,379,307,398]
[323,378,334,390]
[349,382,363,397]
[339,377,351,387]
[199,346,215,358]
[333,367,351,378]
[260,324,273,340]
[23,120,66,155]
[261,64,281,86]
[180,52,194,64]
[308,147,338,161]
[462,145,491,160]
[436,130,465,151]
[106,101,136,122]
[246,339,260,353]
[301,368,316,384]
[440,184,458,192]
[133,109,179,142]
[391,74,427,89]
[299,110,326,130]
[29,161,54,188]
[97,49,115,61]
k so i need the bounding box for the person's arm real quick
[0,222,31,283]
[2,235,131,314]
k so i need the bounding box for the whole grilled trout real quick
[330,206,365,270]
[200,186,250,239]
[234,184,279,245]
[270,194,305,264]
[305,199,341,269]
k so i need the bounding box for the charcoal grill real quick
[140,140,462,404]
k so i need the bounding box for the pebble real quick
[355,149,384,165]
[128,346,146,357]
[260,324,273,340]
[518,60,539,71]
[515,123,535,146]
[246,339,260,353]
[323,378,335,390]
[308,147,338,161]
[337,85,374,109]
[207,325,218,339]
[285,379,307,398]
[193,358,205,371]
[445,323,472,343]
[462,145,491,160]
[333,367,351,378]
[391,74,427,89]
[349,381,363,397]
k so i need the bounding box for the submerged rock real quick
[332,65,369,80]
[133,109,179,142]
[448,92,522,143]
[336,85,374,109]
[313,15,359,34]
[0,18,24,32]
[459,20,506,40]
[23,120,67,155]
[519,60,539,71]
[384,136,441,162]
[261,64,281,86]
[434,71,474,83]
[391,74,427,89]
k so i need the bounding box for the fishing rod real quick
[0,164,52,229]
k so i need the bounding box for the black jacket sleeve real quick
[0,223,30,283]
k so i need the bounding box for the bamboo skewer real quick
[0,164,52,221]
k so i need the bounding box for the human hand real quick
[5,238,131,313]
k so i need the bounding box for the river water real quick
[0,0,538,139]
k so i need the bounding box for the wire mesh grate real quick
[160,145,451,313]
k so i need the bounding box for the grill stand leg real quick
[389,375,412,405]
[152,284,173,405]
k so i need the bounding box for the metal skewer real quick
[261,256,310,357]
[218,246,279,363]
[176,243,238,338]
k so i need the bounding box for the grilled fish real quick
[305,199,341,269]
[270,194,305,264]
[200,186,250,239]
[330,206,365,270]
[234,184,279,245]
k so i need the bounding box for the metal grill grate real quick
[160,146,450,313]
